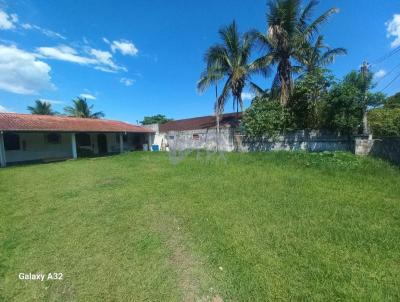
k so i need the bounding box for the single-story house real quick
[150,112,242,152]
[0,113,154,167]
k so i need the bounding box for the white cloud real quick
[0,104,11,112]
[21,23,66,40]
[102,37,110,44]
[374,69,386,79]
[36,45,95,64]
[111,40,138,56]
[120,77,134,86]
[89,48,125,71]
[241,92,255,101]
[79,93,96,100]
[0,44,53,94]
[386,14,400,48]
[0,10,64,41]
[0,10,17,30]
[36,45,125,72]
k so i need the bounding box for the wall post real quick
[71,133,77,159]
[0,131,6,167]
[119,133,124,153]
[148,133,152,151]
[354,135,374,156]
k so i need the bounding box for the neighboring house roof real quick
[159,112,242,132]
[0,113,153,133]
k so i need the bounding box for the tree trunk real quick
[362,108,369,136]
[216,112,220,152]
[279,59,292,107]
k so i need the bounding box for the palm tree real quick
[64,97,104,119]
[27,100,56,115]
[254,0,339,105]
[197,21,266,116]
[249,82,271,98]
[299,35,346,74]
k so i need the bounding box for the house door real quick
[97,134,107,154]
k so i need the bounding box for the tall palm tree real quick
[27,100,56,115]
[197,21,266,116]
[254,0,339,105]
[299,35,346,74]
[64,97,104,119]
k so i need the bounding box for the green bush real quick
[242,97,291,138]
[289,68,333,129]
[320,83,363,134]
[369,108,400,137]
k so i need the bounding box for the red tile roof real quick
[159,112,242,132]
[0,113,153,133]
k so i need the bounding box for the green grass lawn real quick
[1,151,399,301]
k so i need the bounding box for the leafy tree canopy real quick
[384,92,400,109]
[243,96,292,138]
[141,114,173,125]
[254,0,341,105]
[369,108,400,137]
[289,68,334,129]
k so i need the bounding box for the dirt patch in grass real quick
[147,204,222,302]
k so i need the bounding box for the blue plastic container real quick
[152,144,160,151]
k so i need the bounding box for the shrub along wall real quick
[369,108,400,137]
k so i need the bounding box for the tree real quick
[321,82,364,134]
[64,97,104,119]
[321,71,385,134]
[385,92,400,109]
[141,114,173,125]
[27,100,57,115]
[344,68,386,134]
[254,0,339,105]
[197,21,264,115]
[243,96,291,138]
[298,35,346,74]
[290,68,334,129]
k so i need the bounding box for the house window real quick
[76,133,91,147]
[169,135,174,140]
[45,133,61,144]
[192,134,200,140]
[4,132,20,150]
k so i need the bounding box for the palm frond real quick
[249,82,268,97]
[248,54,273,77]
[197,68,225,92]
[319,47,347,66]
[205,45,231,70]
[219,21,240,60]
[302,7,338,40]
[299,0,319,30]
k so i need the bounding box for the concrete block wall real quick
[370,138,400,165]
[236,130,353,152]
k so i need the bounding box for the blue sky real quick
[0,0,399,124]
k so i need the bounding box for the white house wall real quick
[165,128,235,152]
[5,132,73,163]
[3,132,150,165]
